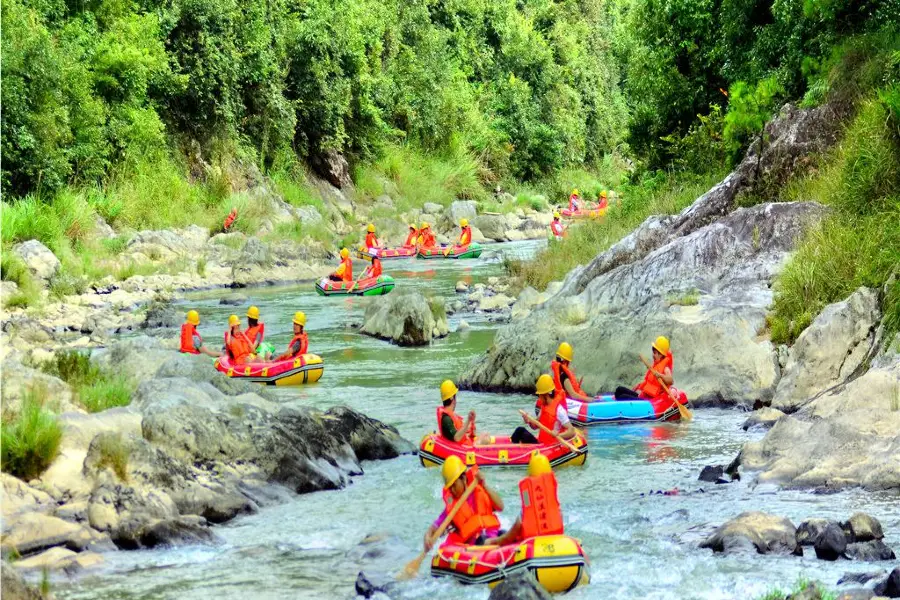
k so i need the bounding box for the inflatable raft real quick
[567,393,685,426]
[315,275,395,296]
[560,207,606,219]
[417,242,483,260]
[356,246,416,260]
[418,433,587,469]
[431,535,589,592]
[214,354,324,385]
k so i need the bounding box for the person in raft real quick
[550,212,565,239]
[404,223,418,247]
[568,189,580,212]
[512,374,576,445]
[364,223,381,250]
[423,455,504,550]
[275,312,308,360]
[484,454,563,546]
[224,314,255,364]
[179,310,220,357]
[457,218,472,246]
[244,305,273,360]
[615,336,675,400]
[327,248,353,282]
[598,190,609,211]
[438,380,492,445]
[360,251,382,279]
[417,222,436,249]
[550,342,593,406]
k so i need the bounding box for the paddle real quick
[639,354,693,421]
[518,410,580,453]
[398,478,479,580]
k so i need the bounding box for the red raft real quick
[356,246,417,260]
[560,207,606,219]
[431,535,589,592]
[214,354,324,386]
[418,433,587,469]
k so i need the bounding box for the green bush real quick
[78,377,133,413]
[42,350,99,386]
[93,433,130,482]
[0,387,63,480]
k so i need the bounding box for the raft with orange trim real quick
[315,275,395,296]
[560,207,606,219]
[418,433,587,469]
[431,535,589,592]
[356,246,417,260]
[567,393,685,426]
[214,354,324,385]
[417,243,483,260]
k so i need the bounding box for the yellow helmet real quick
[340,247,350,259]
[556,342,573,362]
[228,314,240,327]
[186,310,200,325]
[601,190,608,198]
[246,306,260,320]
[528,454,552,477]
[421,222,430,229]
[367,223,376,233]
[442,455,466,489]
[460,218,469,227]
[572,188,579,195]
[409,223,416,229]
[553,212,561,219]
[653,336,670,354]
[440,380,459,402]
[293,311,306,326]
[535,374,555,395]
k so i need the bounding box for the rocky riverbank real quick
[1,337,414,577]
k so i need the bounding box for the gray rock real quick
[444,200,477,231]
[423,202,443,215]
[295,205,324,225]
[473,214,515,241]
[140,301,181,330]
[12,240,61,283]
[874,566,900,597]
[844,540,896,562]
[698,465,725,482]
[797,519,837,546]
[774,287,881,413]
[700,511,801,556]
[354,571,396,599]
[238,237,271,266]
[838,571,887,586]
[742,407,785,431]
[488,571,552,600]
[1,561,48,599]
[455,281,469,293]
[359,292,449,346]
[814,522,847,560]
[846,513,884,542]
[1,362,81,417]
[0,513,101,555]
[323,406,415,460]
[311,149,353,190]
[834,590,875,600]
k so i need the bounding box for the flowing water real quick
[55,241,899,600]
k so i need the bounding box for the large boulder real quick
[700,511,801,555]
[844,540,896,562]
[12,240,60,283]
[0,512,104,555]
[1,362,82,417]
[846,513,884,542]
[443,200,477,231]
[359,291,449,346]
[473,214,518,242]
[773,287,881,412]
[1,475,54,521]
[311,149,353,190]
[488,571,552,600]
[323,407,415,460]
[814,522,848,560]
[460,202,827,405]
[737,354,900,490]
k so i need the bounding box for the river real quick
[55,241,899,600]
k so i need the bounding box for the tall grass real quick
[93,433,130,481]
[41,350,135,412]
[0,386,63,480]
[507,171,724,291]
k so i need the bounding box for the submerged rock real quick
[874,566,900,597]
[844,540,896,562]
[488,571,552,600]
[700,511,801,556]
[742,407,785,431]
[360,291,449,346]
[814,522,848,560]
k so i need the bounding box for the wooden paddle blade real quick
[398,552,425,580]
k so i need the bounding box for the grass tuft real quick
[0,386,63,480]
[93,433,130,481]
[41,350,134,412]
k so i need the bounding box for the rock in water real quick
[360,291,449,346]
[323,407,415,460]
[698,465,725,482]
[874,566,900,597]
[354,572,396,598]
[700,511,801,556]
[742,407,785,431]
[773,287,880,413]
[814,522,847,560]
[844,540,896,562]
[846,513,884,542]
[1,561,48,600]
[140,300,182,329]
[797,519,837,546]
[488,571,552,600]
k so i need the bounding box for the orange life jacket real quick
[419,230,435,248]
[224,208,238,231]
[335,257,353,282]
[364,260,382,279]
[536,395,563,445]
[519,472,564,539]
[457,227,471,246]
[179,323,201,354]
[442,473,501,543]
[598,197,608,210]
[569,195,580,211]
[437,406,475,443]
[225,330,253,364]
[365,232,379,249]
[245,323,265,346]
[287,332,308,357]
[551,360,585,408]
[404,230,418,247]
[550,220,565,237]
[637,352,673,399]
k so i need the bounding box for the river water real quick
[55,241,899,600]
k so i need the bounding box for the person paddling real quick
[423,455,503,550]
[438,380,491,445]
[361,253,383,279]
[598,190,609,212]
[224,314,255,364]
[276,312,308,360]
[179,310,219,357]
[484,454,563,546]
[616,336,674,400]
[550,212,565,239]
[457,219,472,246]
[512,375,576,444]
[364,223,381,250]
[550,342,592,406]
[568,189,580,212]
[245,306,273,360]
[328,248,353,282]
[417,222,436,249]
[404,224,418,247]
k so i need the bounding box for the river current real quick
[55,241,899,600]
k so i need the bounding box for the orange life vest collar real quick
[536,395,563,445]
[519,472,563,539]
[551,359,584,403]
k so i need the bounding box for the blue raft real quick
[567,394,682,426]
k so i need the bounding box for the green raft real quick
[314,274,395,296]
[417,242,483,260]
